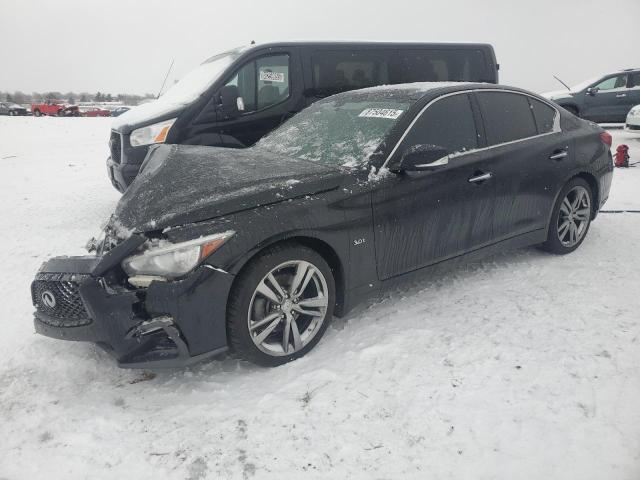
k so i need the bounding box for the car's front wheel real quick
[541,178,593,254]
[227,243,335,367]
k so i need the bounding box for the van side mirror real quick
[399,144,449,171]
[586,87,599,96]
[219,85,242,119]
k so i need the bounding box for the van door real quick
[190,47,305,148]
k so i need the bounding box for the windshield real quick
[158,49,245,105]
[257,96,411,167]
[570,76,602,92]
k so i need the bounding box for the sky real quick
[1,0,638,96]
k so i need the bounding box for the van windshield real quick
[257,94,411,167]
[159,48,246,105]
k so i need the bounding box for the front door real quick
[371,92,497,279]
[191,49,305,148]
[583,74,629,122]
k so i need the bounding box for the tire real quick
[9,110,16,116]
[33,109,41,117]
[57,109,65,117]
[541,178,593,254]
[227,243,335,367]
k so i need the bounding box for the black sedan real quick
[31,83,613,368]
[0,102,28,116]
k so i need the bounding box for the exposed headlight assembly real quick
[122,231,234,278]
[129,118,176,147]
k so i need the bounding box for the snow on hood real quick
[114,144,344,232]
[541,89,575,100]
[110,100,184,132]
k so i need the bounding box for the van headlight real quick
[129,118,176,147]
[122,231,234,278]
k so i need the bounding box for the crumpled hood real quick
[114,144,344,232]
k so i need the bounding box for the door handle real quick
[468,172,493,183]
[549,150,568,160]
[616,93,627,98]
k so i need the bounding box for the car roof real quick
[328,82,537,102]
[249,40,494,49]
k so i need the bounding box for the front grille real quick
[31,273,92,327]
[109,131,122,164]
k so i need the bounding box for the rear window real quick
[476,91,538,145]
[528,97,557,134]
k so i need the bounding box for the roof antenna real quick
[157,58,175,99]
[553,75,571,91]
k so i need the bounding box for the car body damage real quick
[31,83,613,368]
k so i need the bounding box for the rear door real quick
[624,71,640,115]
[371,92,497,279]
[474,90,565,239]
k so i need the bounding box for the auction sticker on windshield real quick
[358,108,404,119]
[259,71,285,83]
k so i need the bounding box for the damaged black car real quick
[31,83,613,368]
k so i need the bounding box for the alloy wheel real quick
[248,260,329,356]
[557,185,591,247]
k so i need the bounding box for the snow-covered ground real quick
[1,117,639,480]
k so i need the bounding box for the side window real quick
[222,54,289,113]
[393,49,489,83]
[627,72,640,88]
[401,94,478,154]
[312,51,389,96]
[476,91,537,145]
[594,75,627,91]
[528,97,557,134]
[256,55,290,110]
[224,62,256,112]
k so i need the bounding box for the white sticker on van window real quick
[358,108,404,119]
[259,71,285,83]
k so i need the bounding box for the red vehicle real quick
[82,107,111,117]
[31,100,79,117]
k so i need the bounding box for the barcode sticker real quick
[259,71,285,83]
[358,108,404,119]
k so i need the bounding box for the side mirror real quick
[219,85,242,119]
[586,87,598,96]
[399,144,449,171]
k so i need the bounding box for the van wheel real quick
[227,243,335,367]
[541,178,593,254]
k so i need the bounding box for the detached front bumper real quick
[31,251,234,368]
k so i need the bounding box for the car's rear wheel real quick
[541,178,593,254]
[57,109,65,117]
[227,243,335,367]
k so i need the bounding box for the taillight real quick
[600,131,612,147]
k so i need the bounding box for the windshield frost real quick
[158,52,238,105]
[257,98,410,166]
